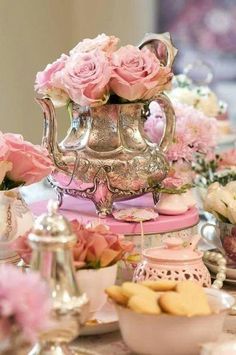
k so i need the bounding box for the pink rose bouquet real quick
[145,100,217,192]
[71,220,134,269]
[13,219,134,269]
[0,132,53,190]
[35,33,173,107]
[0,264,51,352]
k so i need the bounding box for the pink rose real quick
[70,33,119,55]
[0,132,9,159]
[71,220,133,268]
[62,49,111,106]
[35,54,69,107]
[110,45,173,101]
[3,133,53,185]
[13,220,133,269]
[35,54,68,92]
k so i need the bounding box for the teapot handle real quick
[152,93,175,152]
[138,32,178,68]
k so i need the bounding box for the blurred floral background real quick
[0,0,235,142]
[159,0,236,120]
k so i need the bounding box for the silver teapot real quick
[37,33,177,216]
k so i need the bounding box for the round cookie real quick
[128,293,161,315]
[159,281,211,316]
[159,291,190,316]
[105,285,128,306]
[121,282,156,298]
[141,280,176,292]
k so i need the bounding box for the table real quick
[23,182,236,354]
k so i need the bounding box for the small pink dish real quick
[116,288,234,355]
[112,207,159,222]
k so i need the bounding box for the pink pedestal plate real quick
[30,193,198,235]
[31,194,199,281]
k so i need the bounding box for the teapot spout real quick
[36,98,60,157]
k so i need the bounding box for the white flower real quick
[167,87,197,107]
[204,182,236,222]
[193,87,219,117]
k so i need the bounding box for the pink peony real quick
[110,45,173,101]
[0,264,51,342]
[218,149,236,169]
[145,100,217,163]
[70,33,119,55]
[3,133,53,185]
[145,100,217,189]
[62,49,111,106]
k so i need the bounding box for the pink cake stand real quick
[30,193,199,235]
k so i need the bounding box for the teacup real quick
[201,221,236,266]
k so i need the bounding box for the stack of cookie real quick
[106,280,211,316]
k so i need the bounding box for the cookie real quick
[128,293,161,315]
[121,282,156,298]
[159,291,191,316]
[176,281,211,316]
[159,281,211,316]
[141,280,176,291]
[105,285,128,306]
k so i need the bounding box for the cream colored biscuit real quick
[121,282,157,298]
[159,281,211,316]
[159,292,190,316]
[128,293,161,315]
[105,285,128,306]
[176,281,211,316]
[141,280,176,291]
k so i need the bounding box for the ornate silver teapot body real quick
[37,33,176,216]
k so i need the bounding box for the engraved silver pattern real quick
[37,95,175,216]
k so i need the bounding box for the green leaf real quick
[86,260,101,269]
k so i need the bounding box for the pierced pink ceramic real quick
[133,235,211,287]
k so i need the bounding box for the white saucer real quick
[80,301,118,336]
[204,259,236,280]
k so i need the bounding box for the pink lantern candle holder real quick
[133,236,211,287]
